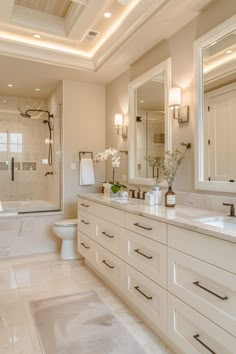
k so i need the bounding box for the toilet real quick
[53,219,79,260]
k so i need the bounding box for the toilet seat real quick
[54,219,78,227]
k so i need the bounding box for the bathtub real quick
[1,200,59,214]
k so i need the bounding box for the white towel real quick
[80,158,95,185]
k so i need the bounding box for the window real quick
[0,132,23,153]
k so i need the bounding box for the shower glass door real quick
[0,97,61,214]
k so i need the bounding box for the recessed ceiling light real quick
[33,34,41,39]
[8,84,13,87]
[225,49,233,54]
[35,88,40,91]
[3,100,7,103]
[104,12,111,18]
[26,105,29,108]
[140,100,144,103]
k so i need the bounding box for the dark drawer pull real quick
[134,249,152,259]
[193,281,228,300]
[80,203,89,207]
[134,286,152,300]
[102,260,114,269]
[134,222,152,231]
[193,334,216,354]
[102,231,114,239]
[81,242,90,250]
[81,220,89,225]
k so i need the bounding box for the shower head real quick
[18,108,31,118]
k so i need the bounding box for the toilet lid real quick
[54,219,78,227]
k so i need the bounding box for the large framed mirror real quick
[195,15,236,192]
[128,58,172,185]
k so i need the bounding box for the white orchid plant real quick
[158,143,191,188]
[94,148,127,193]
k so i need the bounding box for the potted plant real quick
[95,148,127,196]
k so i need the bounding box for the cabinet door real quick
[124,264,167,335]
[125,212,167,244]
[77,232,96,264]
[78,198,125,227]
[123,229,167,287]
[78,210,96,239]
[96,218,124,257]
[168,294,236,354]
[168,248,236,337]
[95,244,124,290]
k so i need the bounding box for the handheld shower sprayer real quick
[18,108,54,166]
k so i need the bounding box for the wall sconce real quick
[114,113,128,139]
[169,87,189,123]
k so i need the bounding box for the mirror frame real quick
[128,58,172,186]
[194,15,236,193]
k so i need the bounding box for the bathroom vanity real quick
[77,193,236,354]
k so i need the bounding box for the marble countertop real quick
[78,193,236,244]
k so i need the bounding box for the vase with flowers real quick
[95,148,127,197]
[158,143,191,207]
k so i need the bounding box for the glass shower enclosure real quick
[0,96,61,214]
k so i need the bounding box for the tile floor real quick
[0,253,174,354]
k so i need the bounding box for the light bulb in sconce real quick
[169,87,189,124]
[114,113,128,139]
[169,87,181,107]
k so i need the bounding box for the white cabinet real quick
[125,212,167,244]
[77,232,96,264]
[95,218,124,257]
[95,243,124,290]
[124,264,167,335]
[78,197,125,227]
[168,294,236,354]
[168,224,236,274]
[168,248,236,337]
[123,229,167,287]
[77,196,236,354]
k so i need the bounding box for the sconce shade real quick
[114,113,123,126]
[169,87,181,107]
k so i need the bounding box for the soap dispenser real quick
[152,178,162,205]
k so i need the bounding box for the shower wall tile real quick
[0,162,8,170]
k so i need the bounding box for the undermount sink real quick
[194,216,236,231]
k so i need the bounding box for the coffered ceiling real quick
[0,0,214,97]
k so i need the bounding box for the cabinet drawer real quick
[78,198,125,227]
[78,210,96,239]
[168,225,236,274]
[77,232,96,263]
[95,245,124,290]
[124,264,167,334]
[168,294,236,354]
[125,212,166,244]
[123,229,167,287]
[96,218,124,257]
[168,248,236,337]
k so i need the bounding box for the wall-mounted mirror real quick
[128,58,172,185]
[195,15,236,192]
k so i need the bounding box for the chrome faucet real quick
[222,203,235,217]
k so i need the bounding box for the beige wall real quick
[105,0,236,193]
[63,80,105,218]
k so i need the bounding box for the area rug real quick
[30,290,145,354]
